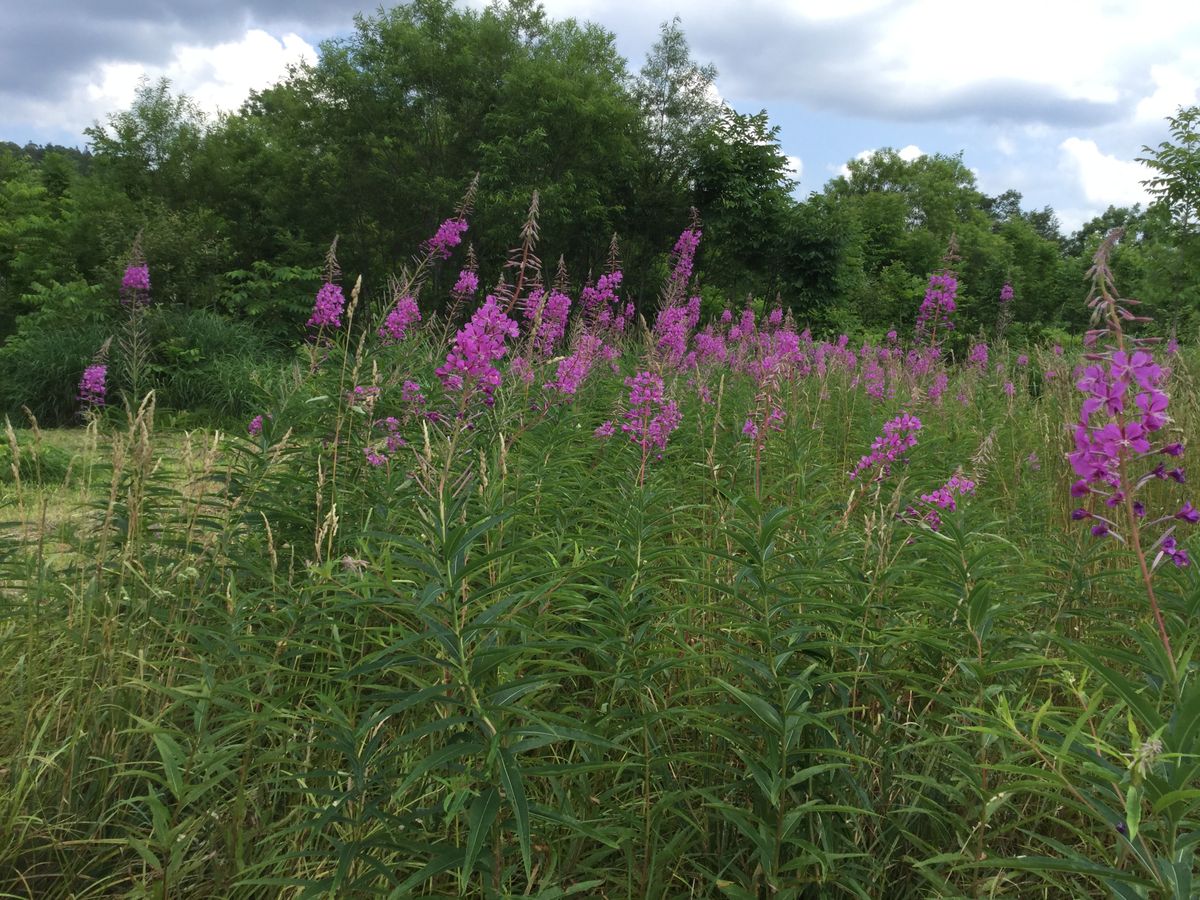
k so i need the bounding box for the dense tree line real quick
[1,0,1197,422]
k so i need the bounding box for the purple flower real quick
[452,269,479,296]
[621,371,682,455]
[78,364,106,408]
[545,335,602,398]
[581,272,629,336]
[435,295,519,408]
[915,270,957,342]
[850,412,922,481]
[1160,535,1190,567]
[968,342,989,369]
[999,282,1014,303]
[379,294,421,343]
[1177,502,1199,524]
[594,420,615,438]
[401,380,426,408]
[1111,350,1162,391]
[248,414,264,436]
[523,287,572,357]
[1135,389,1169,431]
[425,218,468,260]
[308,282,346,329]
[669,227,702,288]
[121,265,151,305]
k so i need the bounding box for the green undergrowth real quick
[1,342,1198,898]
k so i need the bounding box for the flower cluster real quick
[308,282,346,329]
[669,227,701,288]
[379,294,421,343]
[425,217,468,260]
[620,371,682,455]
[915,271,957,342]
[452,268,479,297]
[78,364,106,408]
[545,334,602,398]
[905,472,976,531]
[1070,351,1168,485]
[523,287,572,356]
[653,296,701,368]
[999,282,1014,303]
[580,271,629,334]
[120,265,151,306]
[967,341,989,371]
[1069,348,1193,563]
[435,295,519,407]
[850,412,923,481]
[248,414,264,436]
[742,407,784,444]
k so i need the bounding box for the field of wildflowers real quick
[2,192,1198,898]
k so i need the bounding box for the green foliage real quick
[3,323,1197,896]
[0,430,72,484]
[0,293,109,424]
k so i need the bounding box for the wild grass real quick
[1,325,1196,898]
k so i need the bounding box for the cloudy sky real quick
[4,0,1199,232]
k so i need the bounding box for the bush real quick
[0,432,72,484]
[0,303,111,426]
[147,307,284,420]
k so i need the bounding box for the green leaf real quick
[497,744,531,878]
[464,787,500,879]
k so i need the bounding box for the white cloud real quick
[784,154,803,180]
[8,28,314,137]
[1135,59,1200,123]
[897,144,924,162]
[167,30,315,116]
[1059,137,1151,208]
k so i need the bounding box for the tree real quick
[1139,105,1200,232]
[634,17,721,189]
[1136,105,1200,330]
[690,107,793,299]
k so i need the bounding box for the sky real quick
[3,0,1199,233]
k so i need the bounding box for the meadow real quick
[1,209,1198,899]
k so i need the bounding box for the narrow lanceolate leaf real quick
[463,787,501,879]
[497,744,532,877]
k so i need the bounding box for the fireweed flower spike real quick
[425,217,469,260]
[379,294,421,343]
[906,472,977,531]
[308,282,346,329]
[1070,227,1194,680]
[308,237,346,329]
[453,268,479,297]
[850,412,923,482]
[120,265,151,306]
[436,295,519,410]
[621,371,682,486]
[78,364,107,408]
